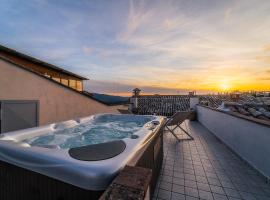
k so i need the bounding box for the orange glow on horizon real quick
[104,71,270,96]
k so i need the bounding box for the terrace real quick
[1,93,270,200]
[154,120,270,200]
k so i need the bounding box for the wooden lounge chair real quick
[165,111,194,141]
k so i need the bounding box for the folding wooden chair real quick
[165,111,194,141]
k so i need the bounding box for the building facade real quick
[0,46,124,127]
[0,45,87,91]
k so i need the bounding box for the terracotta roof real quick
[135,95,190,116]
[0,44,88,80]
[199,95,270,122]
[222,102,270,121]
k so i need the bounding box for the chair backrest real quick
[166,111,191,126]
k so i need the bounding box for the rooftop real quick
[153,120,270,200]
[131,94,270,122]
[135,95,190,116]
[200,98,270,122]
[0,44,88,80]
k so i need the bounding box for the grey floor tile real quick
[164,165,174,171]
[248,186,266,195]
[196,175,209,184]
[157,189,171,200]
[184,168,195,175]
[161,175,173,183]
[172,184,185,194]
[197,182,211,192]
[174,167,184,173]
[163,169,173,177]
[234,183,249,192]
[227,197,241,200]
[212,193,228,200]
[185,196,199,200]
[239,191,257,200]
[185,187,199,198]
[186,196,199,200]
[159,181,172,191]
[224,188,241,198]
[173,177,185,186]
[195,169,206,176]
[208,178,222,186]
[184,179,197,189]
[220,181,235,189]
[254,194,270,200]
[185,174,196,181]
[171,192,185,200]
[198,190,214,200]
[206,172,218,179]
[173,171,185,179]
[161,122,270,200]
[210,185,225,195]
[263,187,270,196]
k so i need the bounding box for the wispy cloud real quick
[0,0,269,94]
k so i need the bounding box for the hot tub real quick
[0,114,165,200]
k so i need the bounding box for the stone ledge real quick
[100,166,152,200]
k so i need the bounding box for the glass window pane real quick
[76,81,82,91]
[61,79,69,86]
[52,76,60,82]
[69,79,76,89]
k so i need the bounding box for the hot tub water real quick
[23,115,155,149]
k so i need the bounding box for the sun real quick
[220,83,230,91]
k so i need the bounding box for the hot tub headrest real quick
[68,140,126,161]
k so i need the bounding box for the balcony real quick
[153,118,270,200]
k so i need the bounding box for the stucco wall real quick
[0,59,123,125]
[197,105,270,179]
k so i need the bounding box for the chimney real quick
[132,88,141,97]
[130,88,141,114]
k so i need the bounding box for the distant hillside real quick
[91,93,129,105]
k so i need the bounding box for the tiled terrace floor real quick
[153,121,270,200]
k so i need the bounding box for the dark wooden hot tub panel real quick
[0,123,164,200]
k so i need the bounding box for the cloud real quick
[256,56,270,63]
[260,77,270,81]
[0,0,270,93]
[263,44,270,52]
[82,46,92,54]
[256,44,270,64]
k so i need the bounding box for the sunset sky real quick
[0,0,269,95]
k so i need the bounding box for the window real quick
[76,81,83,91]
[69,79,76,89]
[52,76,60,82]
[44,73,51,78]
[61,78,69,86]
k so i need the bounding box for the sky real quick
[0,0,270,96]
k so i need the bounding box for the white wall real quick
[190,97,199,109]
[197,105,270,179]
